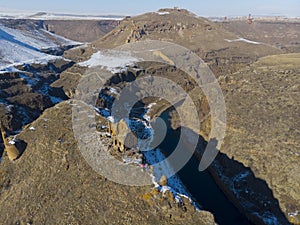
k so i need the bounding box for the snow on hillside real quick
[0,39,59,70]
[156,12,170,15]
[28,13,124,21]
[0,24,80,50]
[41,29,82,46]
[0,24,81,71]
[0,11,124,21]
[78,50,141,73]
[225,38,261,45]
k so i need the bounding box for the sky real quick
[0,0,299,17]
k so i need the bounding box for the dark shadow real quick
[14,139,27,160]
[0,142,4,159]
[157,110,291,225]
[48,86,69,101]
[43,45,80,56]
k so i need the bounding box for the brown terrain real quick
[0,101,215,225]
[221,20,300,53]
[218,53,300,224]
[0,7,299,225]
[43,20,119,42]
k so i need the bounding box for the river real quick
[152,110,254,225]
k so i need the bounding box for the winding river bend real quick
[152,110,253,225]
[97,87,253,225]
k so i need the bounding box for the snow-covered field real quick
[0,39,59,70]
[0,23,81,71]
[0,11,123,21]
[78,50,141,73]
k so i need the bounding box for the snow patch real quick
[108,87,120,95]
[8,140,16,145]
[0,66,22,74]
[288,211,300,217]
[225,38,261,45]
[156,12,170,15]
[147,102,157,109]
[144,148,190,195]
[231,170,251,198]
[78,50,141,73]
[122,156,143,165]
[19,73,38,87]
[0,39,59,71]
[29,126,36,131]
[107,116,115,123]
[50,96,63,104]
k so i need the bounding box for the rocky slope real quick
[216,53,300,224]
[0,20,80,70]
[64,8,282,76]
[0,20,79,133]
[0,15,218,225]
[221,20,300,53]
[75,55,298,224]
[1,8,299,225]
[0,101,216,225]
[43,20,120,42]
[0,60,72,133]
[54,9,300,224]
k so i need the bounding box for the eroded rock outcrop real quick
[0,101,216,225]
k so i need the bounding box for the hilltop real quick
[65,8,281,76]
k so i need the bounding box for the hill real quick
[65,8,282,76]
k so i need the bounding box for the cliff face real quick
[218,53,300,224]
[83,55,299,224]
[0,59,72,133]
[43,20,119,42]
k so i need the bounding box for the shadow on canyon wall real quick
[158,110,290,225]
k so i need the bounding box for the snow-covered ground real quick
[144,148,193,199]
[0,23,81,71]
[78,50,141,73]
[0,24,79,50]
[0,39,60,70]
[0,10,123,21]
[95,87,195,208]
[27,13,124,21]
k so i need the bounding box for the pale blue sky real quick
[0,0,299,17]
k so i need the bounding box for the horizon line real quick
[0,7,299,19]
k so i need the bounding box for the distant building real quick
[247,14,254,24]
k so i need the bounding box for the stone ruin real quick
[108,119,138,153]
[0,121,21,161]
